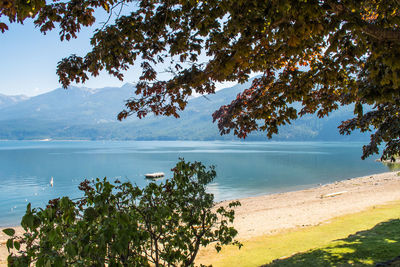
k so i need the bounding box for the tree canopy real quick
[1,0,400,159]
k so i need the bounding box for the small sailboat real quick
[50,177,54,187]
[145,172,165,179]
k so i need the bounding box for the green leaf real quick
[14,241,20,250]
[6,239,13,250]
[2,228,15,236]
[21,213,34,229]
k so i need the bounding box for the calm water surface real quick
[0,140,397,226]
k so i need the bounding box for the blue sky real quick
[0,11,239,97]
[0,12,143,97]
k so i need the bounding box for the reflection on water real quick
[0,140,397,226]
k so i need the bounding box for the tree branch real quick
[361,24,400,42]
[326,0,400,43]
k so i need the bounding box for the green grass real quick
[196,201,400,266]
[265,219,400,266]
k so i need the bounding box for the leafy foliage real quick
[3,160,241,266]
[1,0,400,159]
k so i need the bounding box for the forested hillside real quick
[0,81,368,141]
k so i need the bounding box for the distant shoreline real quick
[0,139,372,143]
[0,139,91,142]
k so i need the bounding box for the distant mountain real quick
[0,84,134,124]
[0,93,29,109]
[0,81,368,141]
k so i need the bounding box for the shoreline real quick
[216,171,400,240]
[2,171,400,265]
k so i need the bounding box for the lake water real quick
[0,140,397,227]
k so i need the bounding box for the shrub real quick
[3,160,241,266]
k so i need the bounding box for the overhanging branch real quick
[361,24,400,43]
[326,0,400,43]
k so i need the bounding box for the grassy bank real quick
[197,201,400,266]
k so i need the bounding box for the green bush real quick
[3,160,241,266]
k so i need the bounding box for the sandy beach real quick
[1,171,400,265]
[218,171,400,240]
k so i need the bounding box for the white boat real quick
[145,172,165,179]
[50,177,54,187]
